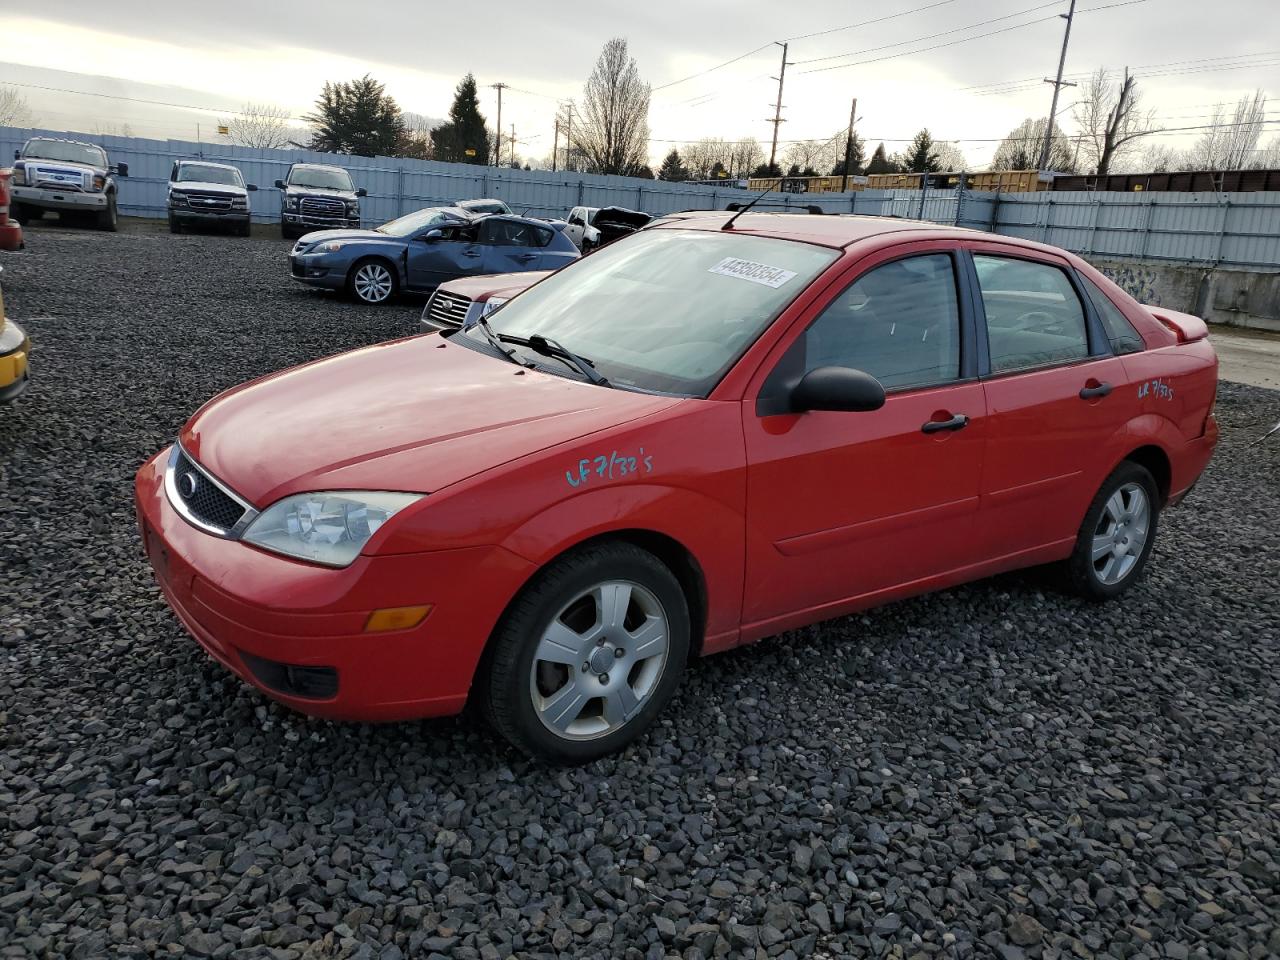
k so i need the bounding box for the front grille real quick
[170,449,249,534]
[182,191,234,210]
[32,166,88,191]
[300,196,346,218]
[427,291,473,329]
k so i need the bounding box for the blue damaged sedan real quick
[288,206,580,305]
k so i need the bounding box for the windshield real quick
[466,228,839,395]
[377,208,459,237]
[288,166,354,190]
[177,163,243,186]
[24,139,107,167]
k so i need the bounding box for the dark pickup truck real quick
[275,163,367,240]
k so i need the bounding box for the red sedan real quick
[135,212,1218,762]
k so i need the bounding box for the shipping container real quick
[747,175,868,193]
[1051,169,1280,193]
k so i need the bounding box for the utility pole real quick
[840,97,859,192]
[766,41,789,173]
[552,119,560,173]
[1038,0,1078,171]
[490,82,508,167]
[510,123,516,167]
[563,103,574,173]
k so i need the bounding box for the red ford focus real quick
[135,212,1218,762]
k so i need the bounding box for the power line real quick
[651,43,777,94]
[794,0,1065,66]
[783,0,962,42]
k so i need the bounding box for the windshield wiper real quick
[525,334,612,388]
[472,315,525,366]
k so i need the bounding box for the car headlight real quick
[346,201,359,215]
[315,241,347,253]
[285,196,300,211]
[480,298,507,317]
[168,190,186,204]
[92,175,106,191]
[0,319,27,353]
[242,491,423,567]
[11,166,25,186]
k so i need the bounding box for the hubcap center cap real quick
[587,645,615,675]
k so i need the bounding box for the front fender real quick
[499,483,745,653]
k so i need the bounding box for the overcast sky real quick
[4,0,1278,168]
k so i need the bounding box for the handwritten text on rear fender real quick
[566,448,654,488]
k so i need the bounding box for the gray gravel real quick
[2,221,1279,960]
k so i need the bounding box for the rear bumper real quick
[12,185,107,211]
[133,449,534,721]
[1168,415,1218,506]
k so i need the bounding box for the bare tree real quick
[1189,90,1268,170]
[682,138,732,180]
[1071,68,1159,176]
[932,141,968,172]
[573,38,650,176]
[783,134,842,175]
[991,118,1077,172]
[91,121,133,138]
[1140,142,1188,173]
[0,86,34,127]
[725,138,764,179]
[1251,136,1280,170]
[222,102,293,150]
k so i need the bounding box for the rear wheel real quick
[11,202,34,223]
[481,542,690,763]
[1065,461,1160,600]
[347,258,398,305]
[97,193,119,232]
[168,214,182,234]
[237,220,251,237]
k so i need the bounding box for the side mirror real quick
[114,162,129,177]
[790,366,886,414]
[246,184,259,192]
[355,187,368,197]
[420,229,443,241]
[14,149,20,161]
[274,179,286,189]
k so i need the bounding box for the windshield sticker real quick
[707,257,798,289]
[566,448,654,488]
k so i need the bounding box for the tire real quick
[97,193,119,232]
[346,258,399,305]
[1065,461,1161,600]
[481,541,690,764]
[281,222,296,241]
[11,202,34,224]
[168,214,182,234]
[237,220,251,238]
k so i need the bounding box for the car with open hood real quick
[168,160,258,235]
[288,207,579,304]
[137,212,1218,763]
[275,163,366,239]
[10,137,128,231]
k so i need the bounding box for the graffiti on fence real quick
[1099,263,1162,306]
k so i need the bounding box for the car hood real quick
[438,271,549,301]
[286,185,355,198]
[173,180,247,196]
[295,228,393,247]
[22,158,106,177]
[179,335,679,506]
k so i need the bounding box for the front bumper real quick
[283,212,360,229]
[12,185,108,211]
[0,321,30,404]
[171,206,250,223]
[289,255,345,290]
[134,449,534,721]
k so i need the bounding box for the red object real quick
[135,215,1219,721]
[0,171,23,251]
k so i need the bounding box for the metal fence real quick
[4,127,1277,269]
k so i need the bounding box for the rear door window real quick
[1079,274,1145,355]
[974,255,1089,373]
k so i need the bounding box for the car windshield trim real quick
[176,164,243,186]
[457,229,840,397]
[288,167,354,191]
[24,140,107,167]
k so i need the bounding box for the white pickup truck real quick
[9,137,129,232]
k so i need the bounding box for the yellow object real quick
[0,275,31,404]
[364,605,433,633]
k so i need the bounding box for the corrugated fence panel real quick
[4,127,1278,267]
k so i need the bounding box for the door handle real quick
[1079,381,1113,399]
[462,250,481,258]
[517,253,537,262]
[921,413,969,434]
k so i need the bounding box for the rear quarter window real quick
[1079,274,1146,354]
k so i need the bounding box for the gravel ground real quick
[2,221,1278,960]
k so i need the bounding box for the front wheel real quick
[1065,461,1160,600]
[97,193,119,232]
[347,258,398,305]
[481,542,690,763]
[168,214,182,234]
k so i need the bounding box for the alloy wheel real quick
[529,580,669,741]
[1090,482,1150,585]
[353,263,393,303]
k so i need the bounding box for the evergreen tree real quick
[751,161,782,178]
[866,143,897,174]
[430,74,491,164]
[305,76,405,157]
[658,148,689,181]
[830,133,866,177]
[709,161,728,180]
[903,128,941,173]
